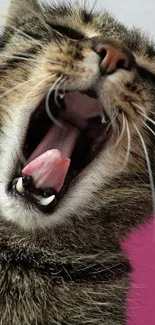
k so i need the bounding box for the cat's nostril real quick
[116,59,126,70]
[99,48,107,61]
[93,38,135,75]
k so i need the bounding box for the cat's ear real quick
[6,0,43,26]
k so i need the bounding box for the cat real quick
[0,0,154,324]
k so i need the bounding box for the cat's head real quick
[0,0,154,230]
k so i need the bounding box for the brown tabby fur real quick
[0,0,155,324]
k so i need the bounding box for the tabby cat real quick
[0,0,154,324]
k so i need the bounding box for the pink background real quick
[122,218,155,325]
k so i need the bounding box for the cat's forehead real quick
[6,1,139,50]
[44,5,103,38]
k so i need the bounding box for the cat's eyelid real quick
[48,23,84,40]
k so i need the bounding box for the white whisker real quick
[141,112,155,127]
[0,53,63,66]
[52,29,64,39]
[143,121,155,137]
[115,111,126,148]
[0,54,37,62]
[54,77,66,108]
[0,72,51,101]
[132,102,155,128]
[118,114,131,170]
[131,102,146,115]
[19,52,63,65]
[4,20,44,48]
[132,121,155,214]
[45,76,64,128]
[0,53,37,61]
[11,27,43,47]
[124,116,131,167]
[106,110,118,132]
[22,75,56,101]
[0,12,46,47]
[111,110,118,129]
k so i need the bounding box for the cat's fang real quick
[101,115,106,124]
[59,93,65,99]
[16,177,25,194]
[39,195,56,206]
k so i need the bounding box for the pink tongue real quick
[22,121,80,192]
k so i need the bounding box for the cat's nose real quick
[93,38,135,74]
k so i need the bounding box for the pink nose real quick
[93,39,135,74]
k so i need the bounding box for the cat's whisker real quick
[131,102,147,115]
[54,77,67,108]
[142,113,155,126]
[0,11,66,49]
[0,13,46,47]
[111,110,118,128]
[115,111,126,148]
[45,76,64,128]
[0,72,51,101]
[143,121,155,137]
[89,0,99,14]
[40,58,63,66]
[0,16,62,66]
[132,102,155,129]
[0,54,42,63]
[11,52,38,59]
[137,109,155,127]
[52,29,64,39]
[132,121,155,214]
[106,109,118,132]
[8,25,44,48]
[23,75,57,101]
[124,116,131,167]
[0,53,63,66]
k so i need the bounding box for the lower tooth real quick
[16,177,25,194]
[40,195,56,206]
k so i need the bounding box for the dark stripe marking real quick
[138,65,155,83]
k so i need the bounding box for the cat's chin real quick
[1,87,112,231]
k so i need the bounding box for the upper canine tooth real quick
[16,177,25,194]
[59,93,65,99]
[40,195,55,206]
[101,115,106,124]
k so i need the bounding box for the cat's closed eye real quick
[49,24,85,40]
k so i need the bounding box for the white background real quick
[0,0,155,39]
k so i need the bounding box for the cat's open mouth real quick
[9,88,110,213]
